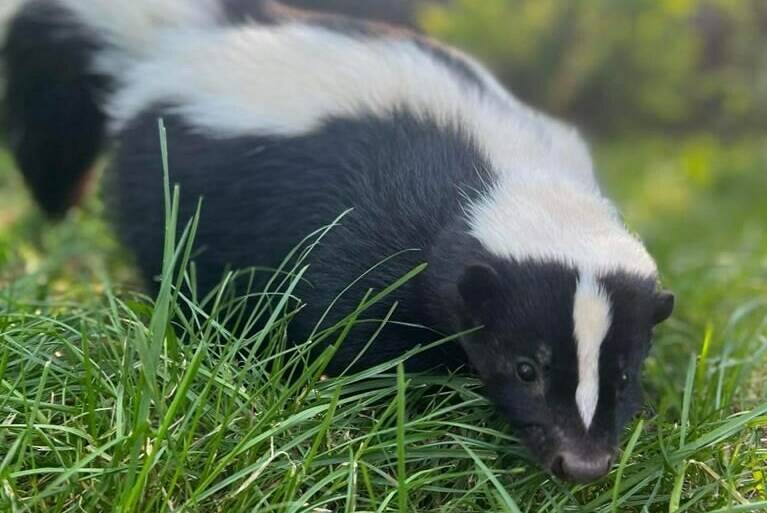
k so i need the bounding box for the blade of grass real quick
[453,436,522,513]
[396,363,408,513]
[612,419,644,513]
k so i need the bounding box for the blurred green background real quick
[420,0,767,134]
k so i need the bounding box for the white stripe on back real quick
[573,274,612,429]
[105,22,593,185]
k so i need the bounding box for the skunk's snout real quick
[550,450,613,484]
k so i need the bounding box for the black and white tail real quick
[1,0,253,217]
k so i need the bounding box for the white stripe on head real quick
[573,274,612,429]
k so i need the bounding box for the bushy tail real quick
[1,0,229,217]
[3,1,116,217]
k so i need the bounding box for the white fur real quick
[108,23,562,159]
[58,0,224,54]
[56,0,225,81]
[105,23,593,180]
[64,6,654,277]
[573,275,612,429]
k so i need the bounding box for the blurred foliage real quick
[0,151,135,300]
[597,136,767,330]
[420,0,767,133]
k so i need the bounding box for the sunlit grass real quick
[0,133,765,512]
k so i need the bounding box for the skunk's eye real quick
[516,361,538,383]
[618,372,630,390]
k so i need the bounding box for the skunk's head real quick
[429,225,674,483]
[454,259,673,483]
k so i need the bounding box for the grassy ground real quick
[0,133,765,513]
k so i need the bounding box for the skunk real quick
[2,0,674,483]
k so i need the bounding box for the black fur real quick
[110,108,495,373]
[2,1,110,217]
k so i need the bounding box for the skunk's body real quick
[3,0,674,483]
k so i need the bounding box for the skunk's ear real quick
[653,290,675,325]
[458,264,501,313]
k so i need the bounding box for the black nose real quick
[551,451,613,484]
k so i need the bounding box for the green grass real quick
[0,132,766,512]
